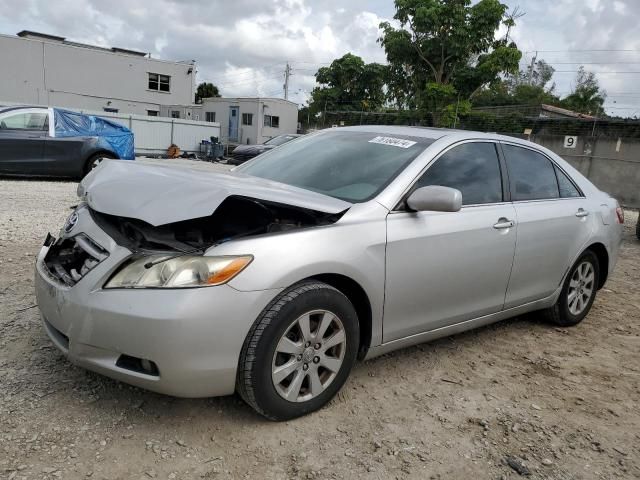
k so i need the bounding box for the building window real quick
[147,110,159,117]
[103,107,119,113]
[171,111,180,119]
[149,73,170,92]
[264,115,279,128]
[242,113,253,125]
[205,112,216,122]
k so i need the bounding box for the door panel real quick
[384,204,517,342]
[500,142,595,307]
[0,131,46,174]
[504,199,594,307]
[43,137,88,176]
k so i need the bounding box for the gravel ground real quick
[0,160,639,479]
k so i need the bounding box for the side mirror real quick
[406,186,462,212]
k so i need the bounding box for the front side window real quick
[415,142,503,205]
[238,131,432,202]
[242,113,253,125]
[0,111,48,131]
[147,110,158,117]
[148,73,170,92]
[503,144,559,201]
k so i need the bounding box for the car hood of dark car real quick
[80,160,351,226]
[233,144,274,155]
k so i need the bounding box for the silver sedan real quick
[35,126,623,420]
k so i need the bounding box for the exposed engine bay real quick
[90,195,345,253]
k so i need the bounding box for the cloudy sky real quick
[1,0,639,116]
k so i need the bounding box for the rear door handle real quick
[493,218,514,229]
[575,208,589,218]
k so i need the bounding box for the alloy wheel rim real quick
[567,261,595,315]
[271,309,346,403]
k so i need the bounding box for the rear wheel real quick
[236,281,359,421]
[636,214,640,240]
[543,250,599,327]
[84,152,116,177]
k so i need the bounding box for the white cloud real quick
[0,0,638,114]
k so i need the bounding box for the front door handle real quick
[493,218,514,229]
[575,208,589,218]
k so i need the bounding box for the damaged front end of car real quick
[42,160,351,288]
[90,195,345,254]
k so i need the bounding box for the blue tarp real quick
[53,109,135,160]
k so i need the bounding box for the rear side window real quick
[415,142,503,205]
[503,145,559,201]
[554,166,582,198]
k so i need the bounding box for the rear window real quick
[238,131,433,202]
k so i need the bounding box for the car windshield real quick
[237,130,433,202]
[264,135,297,146]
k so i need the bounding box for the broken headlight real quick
[104,255,253,289]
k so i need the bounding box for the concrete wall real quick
[201,97,298,145]
[0,33,195,116]
[525,134,640,208]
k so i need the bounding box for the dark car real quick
[0,106,134,178]
[228,134,301,165]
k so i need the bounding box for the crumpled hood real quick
[80,160,351,226]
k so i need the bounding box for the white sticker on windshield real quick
[368,136,417,149]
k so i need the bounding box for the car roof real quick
[334,125,532,143]
[0,105,47,114]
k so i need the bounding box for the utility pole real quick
[283,62,292,100]
[527,51,538,85]
[452,94,460,129]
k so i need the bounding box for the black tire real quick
[83,152,116,177]
[236,281,359,421]
[636,215,640,240]
[543,250,600,327]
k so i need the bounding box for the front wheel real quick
[543,250,600,327]
[236,281,359,421]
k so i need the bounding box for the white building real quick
[0,30,196,117]
[201,97,298,144]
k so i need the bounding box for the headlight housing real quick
[104,255,253,289]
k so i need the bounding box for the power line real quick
[209,65,284,84]
[525,49,640,53]
[216,74,283,89]
[544,62,640,65]
[552,71,640,74]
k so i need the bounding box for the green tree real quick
[473,59,560,107]
[195,82,220,103]
[561,67,606,116]
[308,53,387,118]
[379,0,522,121]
